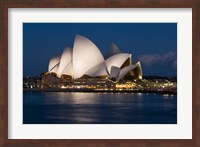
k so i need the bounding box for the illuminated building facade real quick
[48,34,142,81]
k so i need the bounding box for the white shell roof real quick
[110,66,120,79]
[57,47,72,77]
[50,64,59,73]
[85,62,108,77]
[106,43,121,58]
[73,35,105,79]
[105,53,131,74]
[61,61,73,76]
[135,61,143,78]
[117,64,137,81]
[48,56,60,72]
[47,34,141,80]
[136,61,141,67]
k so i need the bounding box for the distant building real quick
[48,34,142,81]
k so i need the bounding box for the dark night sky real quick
[23,23,177,77]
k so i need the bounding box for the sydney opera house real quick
[47,34,142,82]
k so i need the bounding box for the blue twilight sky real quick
[23,23,177,77]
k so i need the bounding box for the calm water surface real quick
[23,92,177,124]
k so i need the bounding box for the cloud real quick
[138,51,177,68]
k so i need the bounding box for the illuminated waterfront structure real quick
[48,34,142,81]
[23,35,177,94]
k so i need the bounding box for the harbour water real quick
[23,92,177,124]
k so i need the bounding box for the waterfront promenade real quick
[24,88,176,94]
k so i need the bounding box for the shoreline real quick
[23,88,177,95]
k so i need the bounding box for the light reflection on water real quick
[23,92,177,124]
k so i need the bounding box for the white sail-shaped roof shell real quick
[48,56,60,72]
[134,61,143,79]
[85,62,108,77]
[110,66,120,79]
[117,64,137,81]
[50,64,59,73]
[57,47,72,77]
[61,61,73,76]
[47,34,142,81]
[106,43,121,58]
[73,35,105,79]
[105,53,131,74]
